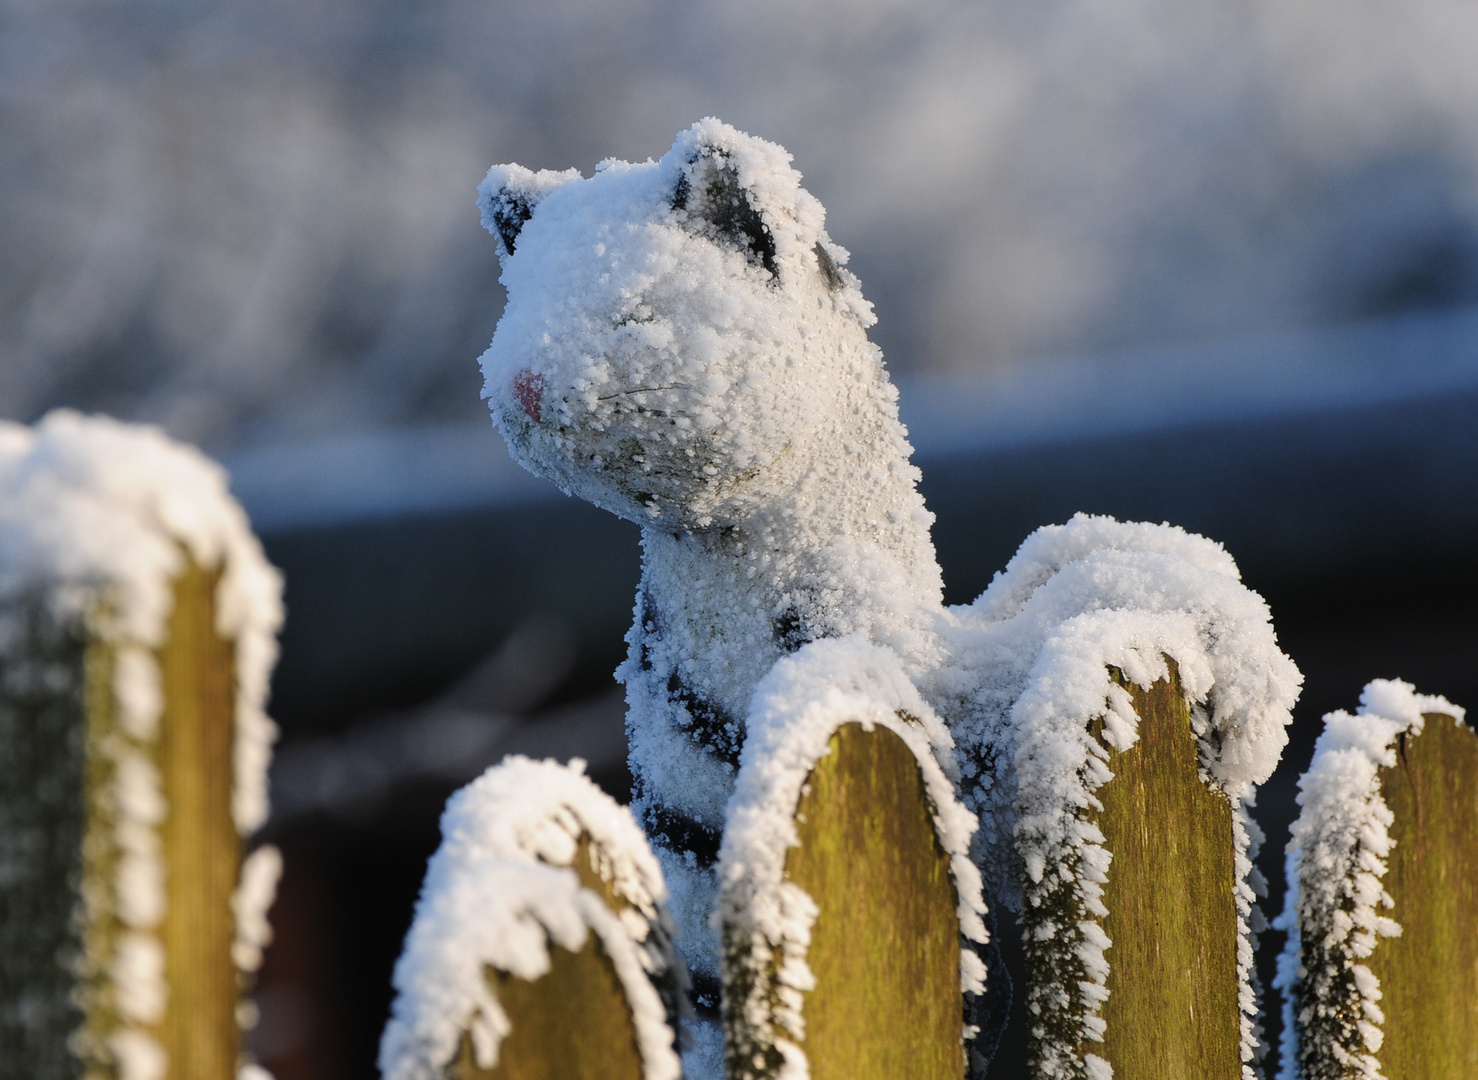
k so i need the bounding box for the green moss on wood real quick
[1030,665,1243,1080]
[78,619,125,1079]
[1369,711,1478,1080]
[783,722,963,1080]
[0,599,89,1080]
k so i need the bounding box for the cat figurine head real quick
[478,118,894,532]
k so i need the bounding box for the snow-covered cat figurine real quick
[477,118,1300,1075]
[479,119,946,987]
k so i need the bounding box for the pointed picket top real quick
[1275,679,1476,1080]
[380,757,686,1080]
[717,638,991,1080]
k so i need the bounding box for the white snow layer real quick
[1273,679,1465,1080]
[380,757,683,1080]
[0,410,285,1073]
[930,514,1302,1080]
[717,638,989,1080]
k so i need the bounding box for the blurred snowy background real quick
[4,1,1477,1077]
[7,0,1478,450]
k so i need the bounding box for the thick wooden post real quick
[2,565,249,1080]
[782,723,964,1080]
[1091,670,1242,1078]
[0,413,283,1080]
[1364,711,1478,1078]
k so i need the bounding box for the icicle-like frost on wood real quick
[0,411,284,1080]
[1272,679,1465,1080]
[380,757,685,1080]
[928,514,1301,1080]
[717,638,988,1080]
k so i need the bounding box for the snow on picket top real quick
[476,117,947,990]
[1272,680,1465,1080]
[0,410,284,1080]
[718,638,989,1080]
[927,513,1303,1080]
[380,756,685,1080]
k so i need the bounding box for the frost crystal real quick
[717,638,989,1080]
[1273,679,1465,1080]
[380,757,684,1080]
[0,411,284,1076]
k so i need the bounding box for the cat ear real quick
[671,144,778,279]
[477,164,580,264]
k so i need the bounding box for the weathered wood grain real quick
[1369,710,1478,1080]
[1089,667,1241,1080]
[156,562,241,1080]
[784,722,963,1080]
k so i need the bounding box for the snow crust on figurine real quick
[479,119,943,994]
[477,120,1302,1078]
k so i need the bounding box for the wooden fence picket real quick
[450,837,646,1080]
[1088,669,1242,1079]
[1362,710,1478,1078]
[718,647,991,1080]
[780,722,964,1080]
[1020,662,1246,1080]
[380,758,684,1080]
[1278,681,1475,1080]
[0,414,284,1080]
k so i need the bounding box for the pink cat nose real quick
[512,370,543,421]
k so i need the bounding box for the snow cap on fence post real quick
[934,514,1302,1080]
[0,410,285,1080]
[718,637,991,1080]
[1275,679,1475,1080]
[380,756,687,1080]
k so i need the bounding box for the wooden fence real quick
[3,415,1474,1080]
